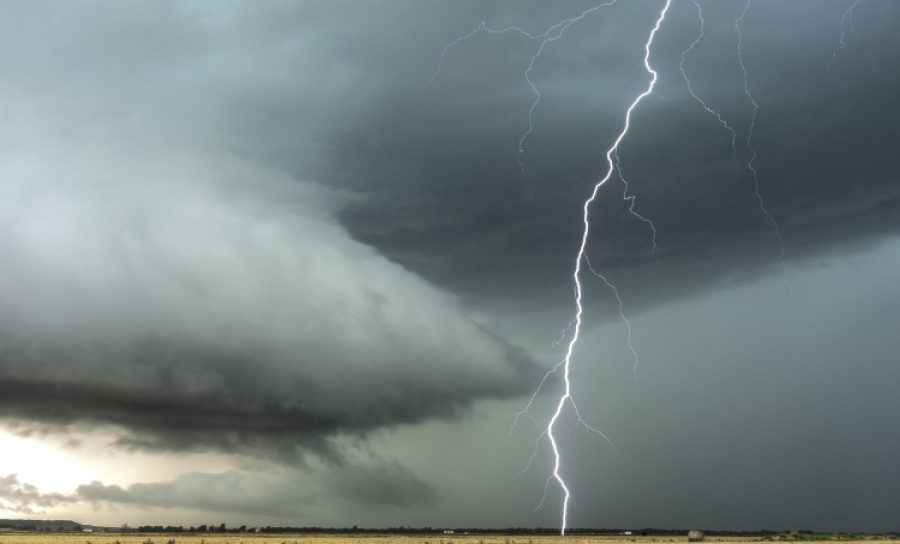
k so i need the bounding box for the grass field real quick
[0,535,896,544]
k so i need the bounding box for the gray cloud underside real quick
[1,463,436,517]
[76,463,438,516]
[0,475,72,516]
[0,145,538,462]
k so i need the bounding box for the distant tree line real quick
[120,526,900,538]
[4,522,897,538]
[1,525,80,532]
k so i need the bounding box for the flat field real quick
[0,535,895,544]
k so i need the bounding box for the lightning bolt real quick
[428,1,670,532]
[826,0,863,71]
[423,0,828,533]
[473,0,667,529]
[547,1,671,532]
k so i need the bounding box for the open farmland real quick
[0,535,896,544]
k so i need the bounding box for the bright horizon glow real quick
[0,430,92,498]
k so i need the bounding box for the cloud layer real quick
[2,462,437,517]
[0,0,898,531]
[324,0,900,314]
[0,141,538,463]
[0,475,74,515]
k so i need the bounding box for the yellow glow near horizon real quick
[0,430,97,499]
[0,427,242,517]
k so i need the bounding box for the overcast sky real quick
[0,0,898,534]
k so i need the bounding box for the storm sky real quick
[1,0,899,533]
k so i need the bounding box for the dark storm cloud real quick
[318,0,900,315]
[0,0,899,531]
[6,0,894,321]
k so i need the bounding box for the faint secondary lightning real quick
[736,0,806,318]
[423,3,619,174]
[826,0,863,71]
[584,253,641,382]
[680,0,741,185]
[551,319,576,348]
[422,23,528,91]
[515,2,618,174]
[614,150,658,256]
[679,0,805,319]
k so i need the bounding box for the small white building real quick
[443,530,455,534]
[83,529,94,533]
